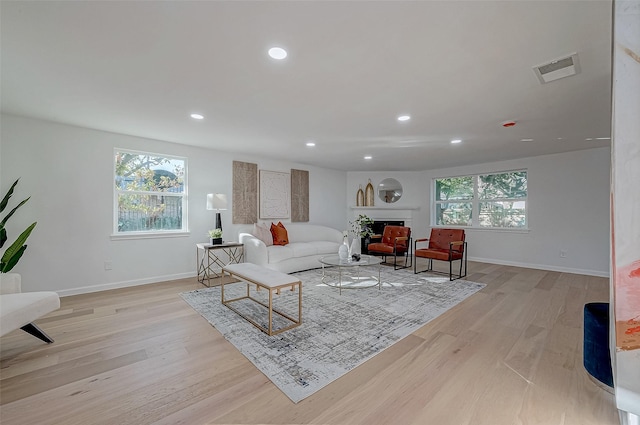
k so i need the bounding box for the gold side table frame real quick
[196,242,244,286]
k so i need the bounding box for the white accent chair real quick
[0,273,60,343]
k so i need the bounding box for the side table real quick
[196,242,244,286]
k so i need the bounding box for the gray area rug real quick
[180,267,485,403]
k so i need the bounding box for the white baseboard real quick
[468,256,610,278]
[55,258,608,297]
[57,272,197,297]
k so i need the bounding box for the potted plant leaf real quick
[208,228,223,245]
[1,179,37,273]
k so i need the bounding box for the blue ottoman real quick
[583,302,614,388]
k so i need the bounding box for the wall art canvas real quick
[259,170,290,219]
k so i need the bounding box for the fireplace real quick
[370,220,404,235]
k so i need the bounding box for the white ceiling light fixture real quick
[268,47,287,60]
[397,115,411,122]
[364,155,372,160]
[533,53,581,84]
[596,137,611,140]
[520,138,534,142]
[190,113,204,120]
[450,139,462,144]
[306,141,316,147]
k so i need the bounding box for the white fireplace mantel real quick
[350,206,419,229]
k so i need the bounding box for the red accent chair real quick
[367,225,412,270]
[414,228,467,280]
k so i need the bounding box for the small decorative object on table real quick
[351,253,361,262]
[338,231,349,260]
[208,228,223,245]
[349,214,374,256]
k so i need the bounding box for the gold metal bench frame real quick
[220,267,302,336]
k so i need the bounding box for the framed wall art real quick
[259,170,291,219]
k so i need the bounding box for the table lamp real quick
[206,193,228,231]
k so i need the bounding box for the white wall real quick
[348,147,611,277]
[0,114,347,295]
[1,113,610,297]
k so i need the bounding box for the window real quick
[434,170,527,229]
[114,150,187,234]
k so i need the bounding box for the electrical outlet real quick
[559,250,567,258]
[104,261,113,270]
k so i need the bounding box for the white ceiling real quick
[0,1,613,172]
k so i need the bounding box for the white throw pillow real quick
[253,223,273,246]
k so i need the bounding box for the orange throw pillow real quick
[270,222,289,246]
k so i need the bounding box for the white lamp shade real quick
[206,193,228,210]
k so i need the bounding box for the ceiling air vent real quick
[533,53,580,84]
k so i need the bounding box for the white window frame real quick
[432,169,528,230]
[112,148,189,239]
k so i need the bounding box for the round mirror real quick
[378,178,403,203]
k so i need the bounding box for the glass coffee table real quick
[318,255,383,294]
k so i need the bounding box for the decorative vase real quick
[356,185,364,206]
[338,242,349,260]
[364,179,374,206]
[210,238,222,245]
[350,236,361,256]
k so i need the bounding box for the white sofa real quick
[238,223,343,273]
[0,273,60,343]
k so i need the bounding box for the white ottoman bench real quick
[220,263,302,336]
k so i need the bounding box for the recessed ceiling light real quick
[451,139,462,144]
[596,137,611,140]
[190,113,204,120]
[520,138,534,142]
[268,47,287,60]
[364,156,372,160]
[397,115,411,122]
[585,138,593,141]
[306,141,316,147]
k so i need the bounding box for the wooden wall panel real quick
[232,161,257,224]
[291,169,309,222]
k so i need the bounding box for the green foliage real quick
[435,176,473,201]
[208,228,223,238]
[0,179,37,273]
[350,214,374,238]
[115,152,184,192]
[479,171,527,199]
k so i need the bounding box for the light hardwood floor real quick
[0,261,619,425]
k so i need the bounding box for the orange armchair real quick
[367,225,412,270]
[414,228,467,280]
